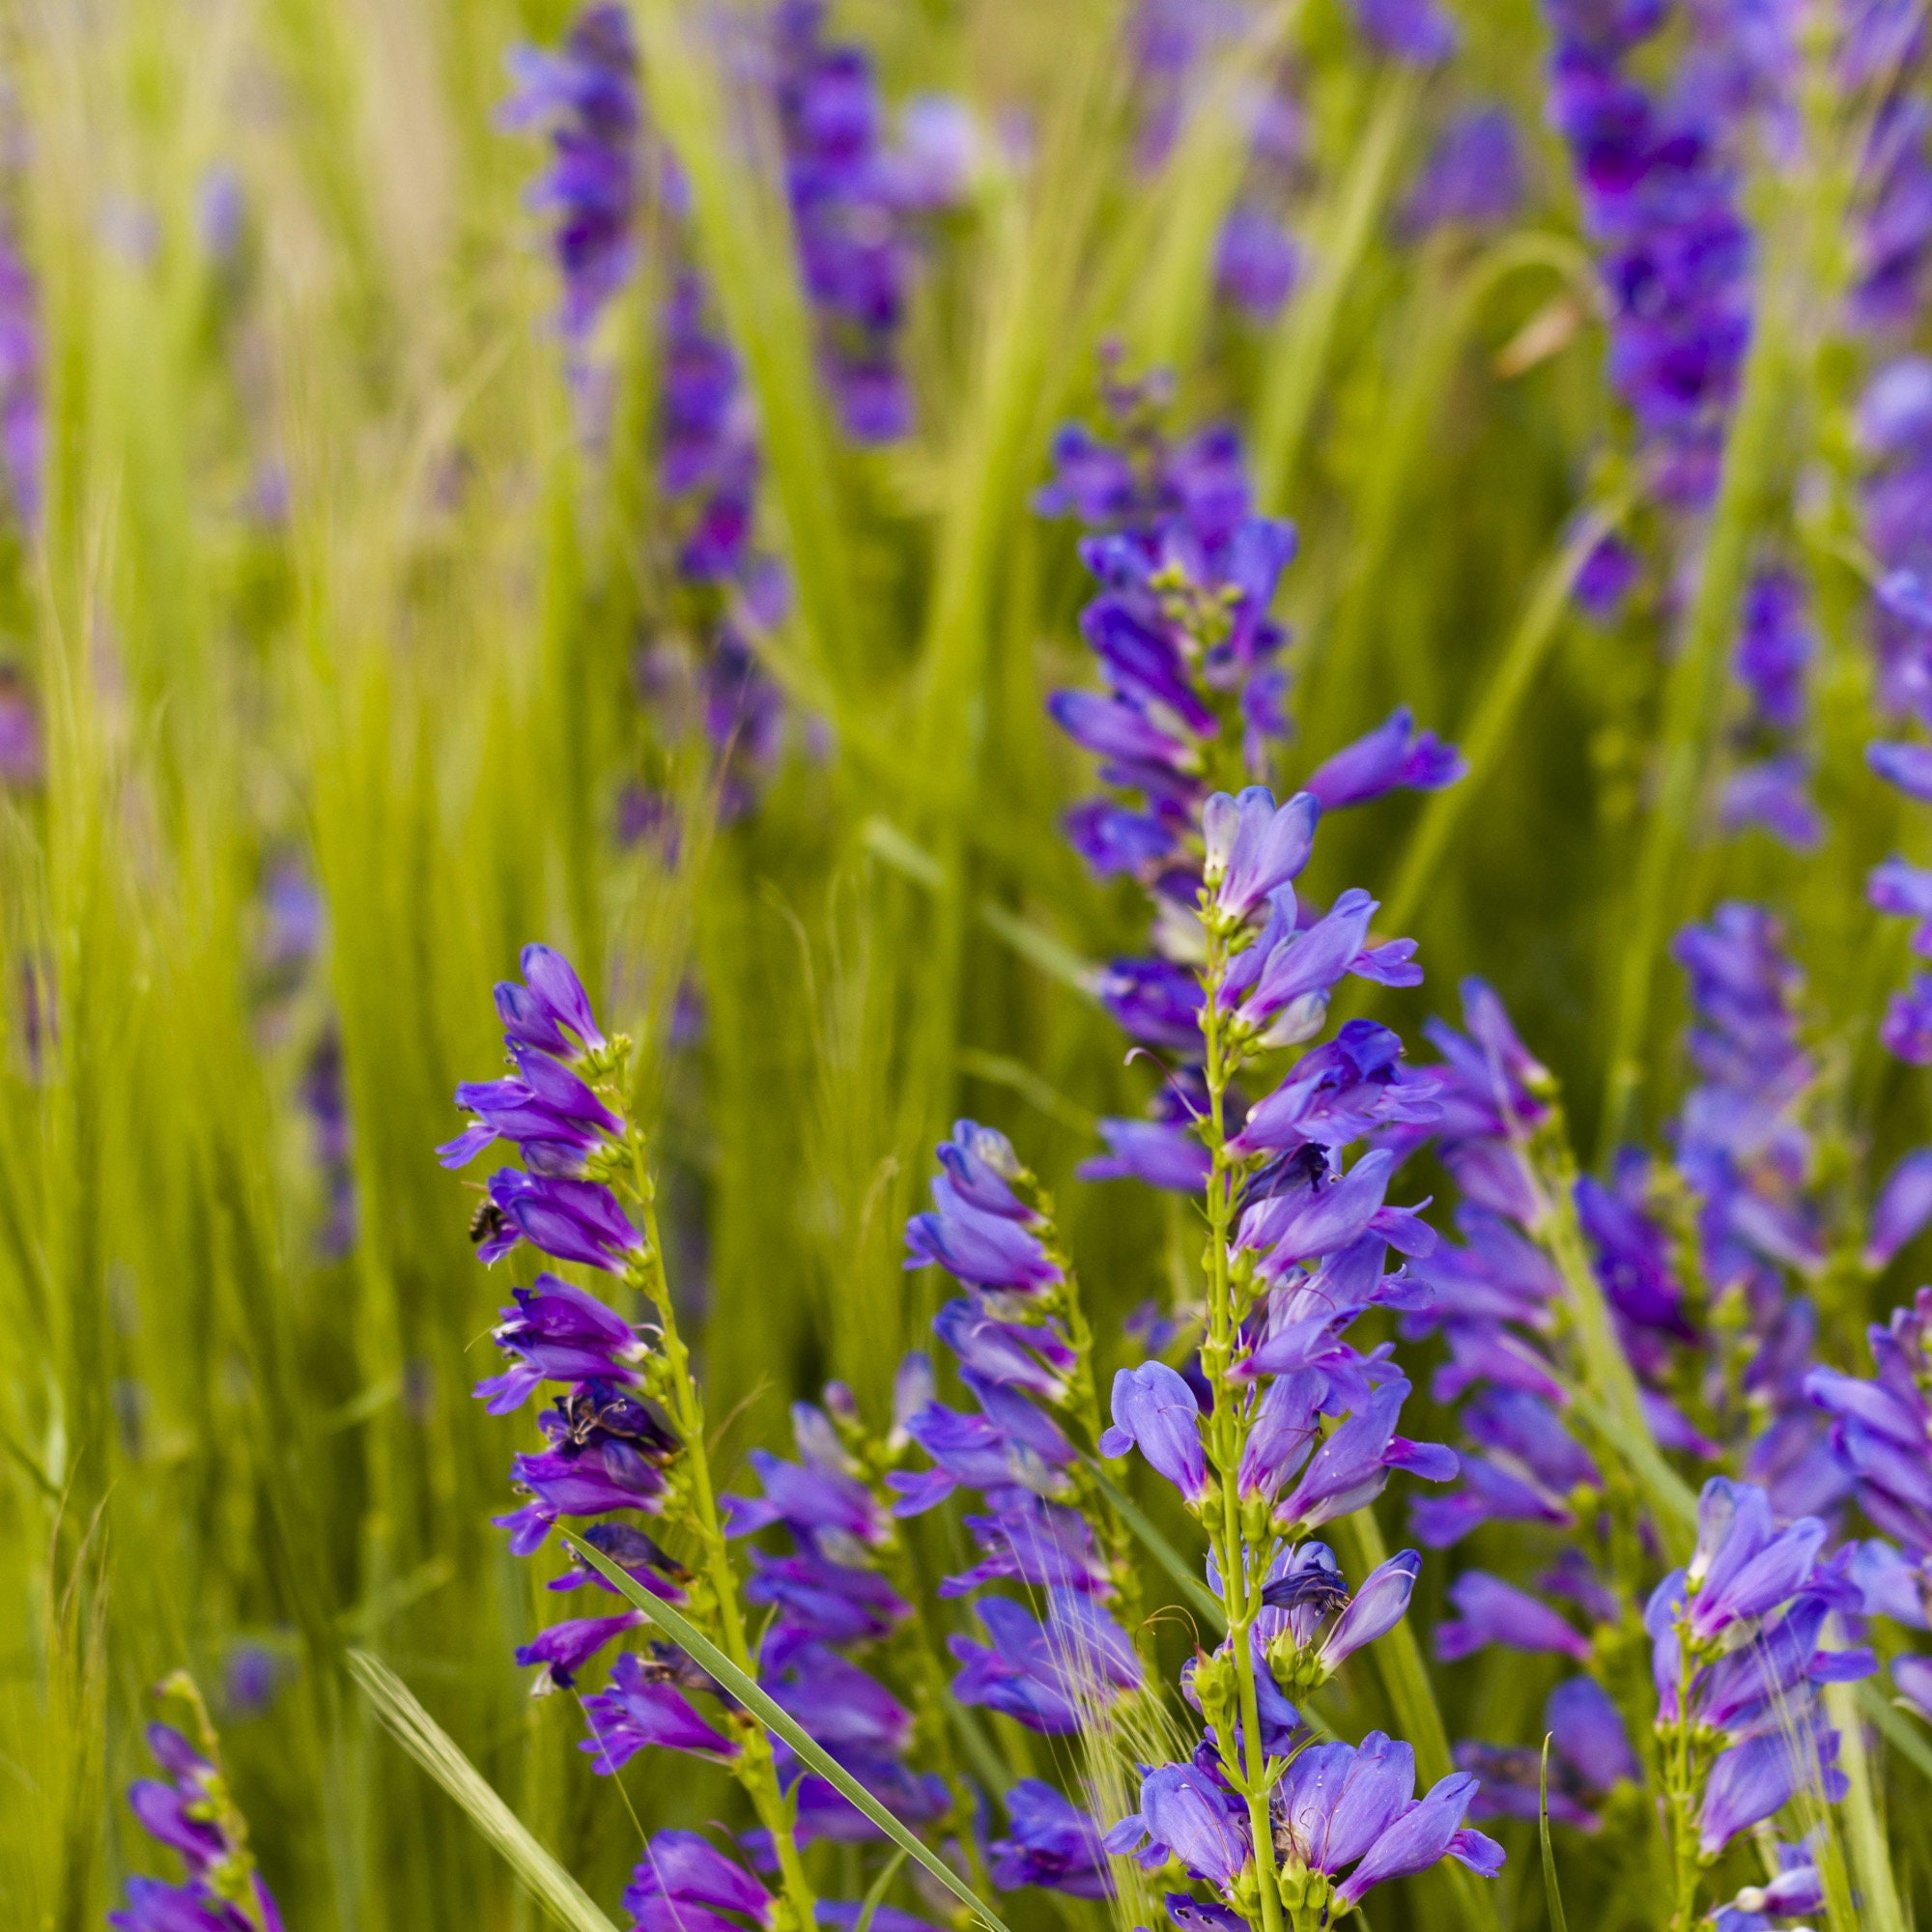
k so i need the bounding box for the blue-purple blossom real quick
[1435,1572,1593,1663]
[1099,1361,1208,1503]
[582,1653,740,1771]
[1403,108,1525,234]
[110,1721,286,1932]
[987,1780,1112,1897]
[1303,707,1467,811]
[1107,1763,1252,1886]
[949,1590,1141,1732]
[622,1831,774,1932]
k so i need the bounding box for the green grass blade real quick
[346,1649,623,1932]
[1538,1736,1570,1932]
[1253,67,1421,515]
[1825,1680,1907,1932]
[557,1529,1014,1932]
[1081,1455,1227,1634]
[854,1848,909,1932]
[1378,494,1634,938]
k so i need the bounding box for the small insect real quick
[469,1200,507,1247]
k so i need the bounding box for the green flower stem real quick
[1596,282,1790,1161]
[622,1132,818,1931]
[1200,939,1286,1932]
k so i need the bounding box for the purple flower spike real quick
[905,1175,1062,1293]
[1099,1361,1208,1503]
[1436,1573,1591,1662]
[1304,707,1467,811]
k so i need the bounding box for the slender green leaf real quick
[1538,1737,1570,1932]
[557,1529,1014,1932]
[855,1849,908,1932]
[346,1649,623,1932]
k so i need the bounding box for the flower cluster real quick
[503,4,793,827]
[1542,0,1757,508]
[769,0,970,440]
[109,1686,284,1932]
[1719,570,1821,850]
[0,220,40,530]
[1805,1287,1932,1725]
[1037,379,1461,1191]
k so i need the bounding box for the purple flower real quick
[474,1273,645,1412]
[1275,1731,1503,1905]
[987,1780,1112,1897]
[1273,1377,1458,1532]
[1098,1361,1208,1503]
[904,1175,1063,1293]
[515,1609,644,1691]
[1079,1118,1212,1191]
[500,9,640,354]
[0,663,42,788]
[1868,738,1932,800]
[1216,206,1300,320]
[1107,1763,1252,1886]
[1459,1677,1637,1831]
[1895,1654,1932,1720]
[1882,975,1932,1062]
[1203,787,1321,923]
[1869,858,1932,954]
[1347,0,1459,61]
[477,1168,645,1272]
[622,1832,774,1932]
[1261,1547,1423,1675]
[745,1549,907,1644]
[440,1045,625,1175]
[1403,108,1525,234]
[949,1591,1142,1733]
[1304,707,1467,811]
[1684,1477,1829,1641]
[0,229,41,528]
[1435,1573,1592,1662]
[581,1653,739,1771]
[1699,1723,1846,1857]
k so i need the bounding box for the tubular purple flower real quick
[1868,739,1932,800]
[1319,1549,1422,1670]
[1882,976,1932,1061]
[1869,1147,1932,1265]
[622,1831,775,1932]
[497,942,609,1060]
[1436,1573,1592,1662]
[904,1176,1063,1293]
[474,1274,645,1412]
[948,1590,1142,1732]
[1869,859,1932,953]
[1204,786,1321,921]
[1335,1774,1500,1905]
[1079,1118,1212,1191]
[515,1609,645,1691]
[581,1655,740,1771]
[1698,1724,1845,1857]
[1110,1763,1252,1885]
[1304,707,1467,810]
[1274,1378,1457,1532]
[1227,890,1380,1039]
[480,1169,645,1271]
[1098,1362,1208,1503]
[987,1780,1113,1897]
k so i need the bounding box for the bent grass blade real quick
[557,1527,1015,1932]
[346,1648,623,1932]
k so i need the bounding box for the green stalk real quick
[1596,288,1789,1161]
[1200,934,1286,1932]
[1253,68,1421,516]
